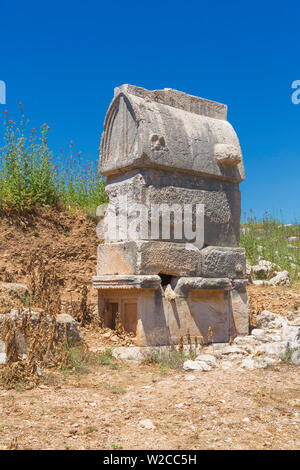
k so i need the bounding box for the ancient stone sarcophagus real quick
[93,84,248,345]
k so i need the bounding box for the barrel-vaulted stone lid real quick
[100,84,245,182]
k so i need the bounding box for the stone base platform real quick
[93,275,248,346]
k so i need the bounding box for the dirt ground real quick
[0,210,299,450]
[248,284,300,325]
[0,209,98,311]
[0,343,299,450]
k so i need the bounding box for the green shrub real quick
[68,344,91,374]
[280,347,300,364]
[97,348,118,369]
[109,384,126,394]
[152,347,195,372]
[0,107,108,213]
[240,212,299,280]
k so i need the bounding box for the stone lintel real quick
[173,277,232,297]
[92,275,161,290]
[93,275,233,294]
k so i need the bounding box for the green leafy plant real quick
[109,384,126,394]
[281,347,300,364]
[0,106,108,214]
[68,344,90,374]
[97,348,118,370]
[152,347,192,372]
[240,211,299,280]
[111,443,123,450]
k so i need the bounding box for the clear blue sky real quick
[1,0,299,221]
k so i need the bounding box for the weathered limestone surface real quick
[173,277,232,295]
[100,84,245,182]
[94,85,248,345]
[93,274,161,290]
[103,170,241,246]
[201,246,246,278]
[97,242,245,279]
[230,280,249,336]
[97,241,201,276]
[113,85,228,119]
[95,278,246,346]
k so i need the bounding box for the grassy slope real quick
[240,216,300,279]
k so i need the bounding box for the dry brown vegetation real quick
[0,258,75,389]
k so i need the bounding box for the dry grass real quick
[0,258,79,389]
[0,254,132,389]
[0,311,74,389]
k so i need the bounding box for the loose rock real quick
[240,356,276,370]
[282,325,300,349]
[183,359,211,371]
[139,419,156,430]
[0,309,83,356]
[219,345,247,355]
[256,310,278,329]
[0,282,29,300]
[195,354,217,367]
[0,353,6,364]
[291,350,300,365]
[269,271,290,286]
